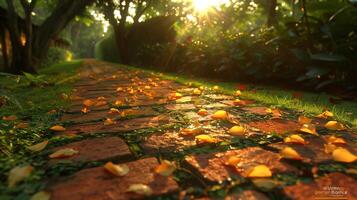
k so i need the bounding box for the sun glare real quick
[192,0,222,12]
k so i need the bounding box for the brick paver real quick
[45,60,357,199]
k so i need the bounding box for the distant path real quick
[47,60,357,199]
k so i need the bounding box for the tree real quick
[2,0,96,74]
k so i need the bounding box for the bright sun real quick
[192,0,224,12]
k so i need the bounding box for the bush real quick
[42,47,73,67]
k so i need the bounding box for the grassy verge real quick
[119,63,357,128]
[0,60,82,199]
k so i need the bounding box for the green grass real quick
[0,60,83,199]
[119,63,357,128]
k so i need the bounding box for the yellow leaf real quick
[30,191,51,200]
[2,115,17,121]
[50,125,66,132]
[233,99,242,106]
[324,143,337,154]
[251,178,278,191]
[300,124,318,136]
[283,135,307,145]
[235,90,242,96]
[8,165,33,187]
[246,165,272,178]
[180,128,204,136]
[317,110,333,119]
[95,100,107,107]
[332,148,356,163]
[104,118,115,125]
[197,109,208,116]
[154,160,175,176]
[199,86,204,90]
[97,96,106,101]
[83,99,95,107]
[265,108,272,113]
[324,121,345,131]
[27,141,49,152]
[127,184,153,196]
[81,107,90,114]
[327,136,346,144]
[104,162,129,176]
[195,134,218,144]
[280,147,303,160]
[49,148,78,159]
[116,87,124,92]
[298,116,312,124]
[225,156,240,166]
[108,108,120,114]
[228,126,245,136]
[115,100,123,106]
[212,85,219,90]
[167,92,182,100]
[193,88,202,95]
[211,110,228,120]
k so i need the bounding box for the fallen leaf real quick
[212,85,219,90]
[197,109,208,116]
[251,178,278,191]
[280,147,303,160]
[211,110,228,120]
[2,115,17,121]
[116,87,124,92]
[193,88,202,95]
[324,121,345,131]
[50,125,66,132]
[154,160,175,176]
[180,128,204,136]
[246,165,272,178]
[115,100,124,106]
[127,184,153,196]
[298,116,312,124]
[8,165,33,187]
[235,90,242,96]
[324,143,337,154]
[327,136,346,144]
[15,122,29,129]
[195,134,218,144]
[81,107,90,114]
[300,124,318,136]
[283,135,307,144]
[49,148,78,158]
[225,156,240,166]
[232,99,242,106]
[228,126,245,136]
[104,118,115,125]
[27,141,49,152]
[167,92,182,100]
[83,99,95,107]
[108,108,120,114]
[104,162,129,176]
[95,100,107,107]
[332,148,356,163]
[30,191,51,200]
[317,110,333,119]
[97,96,106,101]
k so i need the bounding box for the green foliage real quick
[42,47,73,67]
[94,33,121,63]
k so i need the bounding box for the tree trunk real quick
[113,25,130,64]
[32,0,95,65]
[267,0,278,26]
[0,25,9,70]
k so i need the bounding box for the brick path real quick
[47,60,357,199]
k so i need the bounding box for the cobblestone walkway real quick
[47,60,357,199]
